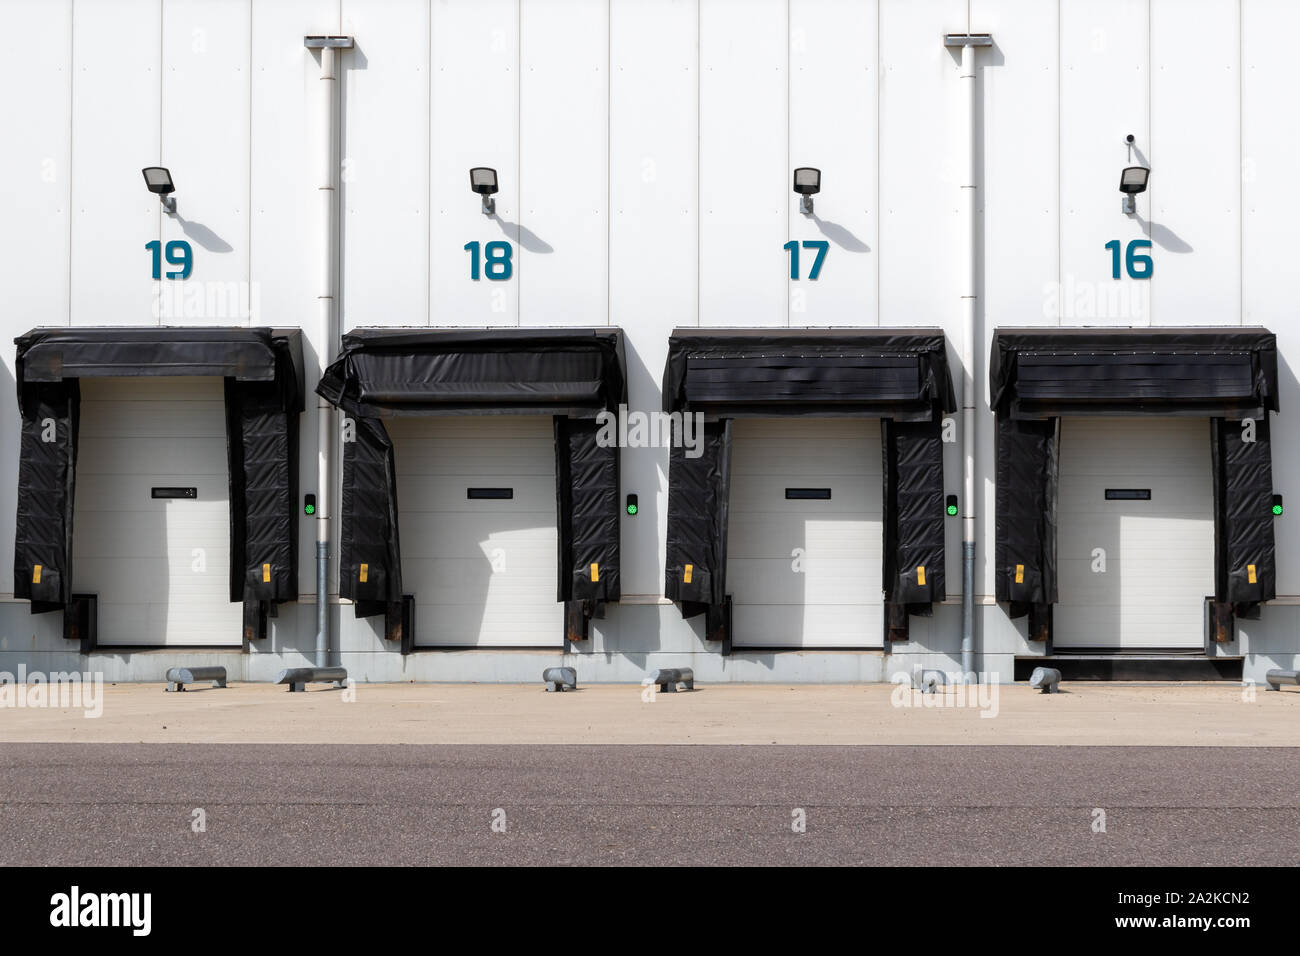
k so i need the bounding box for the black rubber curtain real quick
[1212,414,1276,606]
[661,328,957,643]
[664,420,732,617]
[881,418,947,608]
[555,417,621,605]
[991,327,1279,633]
[13,327,304,633]
[15,381,79,612]
[317,327,627,635]
[338,414,400,617]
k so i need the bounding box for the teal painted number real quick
[1106,239,1153,279]
[464,240,514,281]
[145,239,193,280]
[784,240,829,280]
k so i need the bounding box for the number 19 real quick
[145,240,193,280]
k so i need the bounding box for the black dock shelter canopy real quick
[13,326,305,649]
[661,327,957,649]
[990,326,1280,643]
[316,327,627,648]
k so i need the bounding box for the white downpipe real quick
[314,44,340,669]
[958,41,978,682]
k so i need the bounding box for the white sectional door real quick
[728,418,883,648]
[73,377,240,647]
[388,415,562,648]
[1055,417,1214,649]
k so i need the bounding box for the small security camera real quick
[1125,134,1135,144]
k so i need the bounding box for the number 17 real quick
[784,240,828,280]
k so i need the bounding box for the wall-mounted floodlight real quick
[470,167,498,216]
[793,167,821,215]
[1119,165,1150,216]
[141,166,177,214]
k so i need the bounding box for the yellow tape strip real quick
[359,563,369,584]
[916,566,926,586]
[262,563,272,583]
[1248,564,1257,584]
[1015,564,1024,584]
[32,564,41,584]
[589,563,599,583]
[683,564,693,584]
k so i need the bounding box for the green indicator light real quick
[627,503,638,515]
[947,504,958,516]
[304,493,317,516]
[626,493,639,516]
[1273,504,1283,516]
[305,504,316,515]
[1272,494,1284,517]
[945,494,959,517]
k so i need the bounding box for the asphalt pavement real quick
[1,743,1296,866]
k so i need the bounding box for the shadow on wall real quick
[491,213,553,254]
[173,214,233,254]
[1134,213,1193,254]
[809,214,869,252]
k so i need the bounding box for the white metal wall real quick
[2,0,1299,679]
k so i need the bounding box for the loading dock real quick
[12,327,304,650]
[387,415,562,647]
[991,327,1279,657]
[1055,417,1214,650]
[728,418,884,648]
[661,328,955,651]
[74,377,240,646]
[316,327,626,651]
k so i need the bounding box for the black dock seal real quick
[661,327,957,647]
[990,326,1279,641]
[317,327,627,646]
[13,326,304,648]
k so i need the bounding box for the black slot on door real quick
[152,487,197,499]
[1105,489,1151,500]
[467,487,513,500]
[786,488,831,500]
